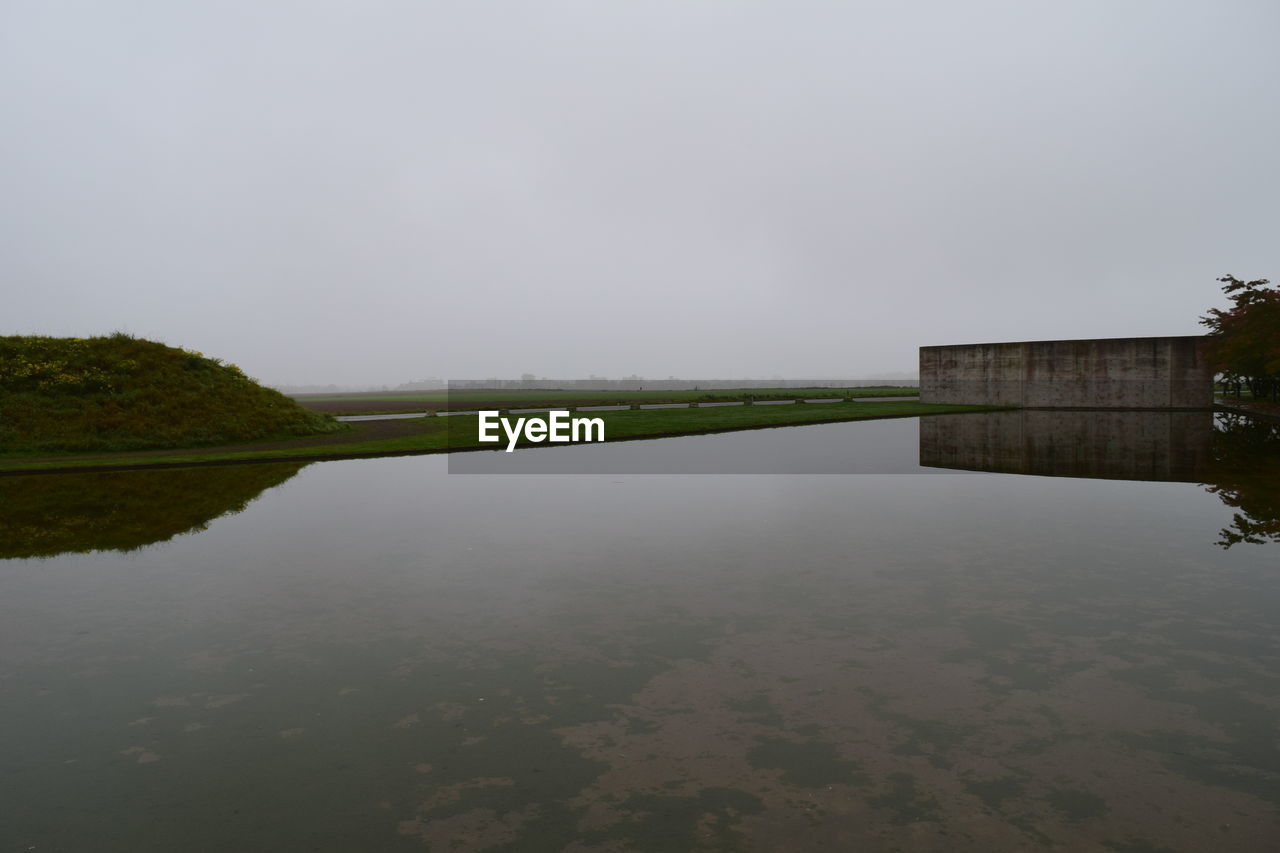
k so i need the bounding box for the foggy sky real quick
[3,2,1277,386]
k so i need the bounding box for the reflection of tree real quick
[1204,414,1280,548]
[0,463,308,559]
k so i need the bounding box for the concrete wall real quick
[919,336,1212,409]
[919,410,1214,482]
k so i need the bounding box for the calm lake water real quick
[2,412,1278,851]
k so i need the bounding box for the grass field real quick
[294,386,919,414]
[1,334,343,452]
[0,400,994,474]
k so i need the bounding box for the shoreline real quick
[0,403,993,476]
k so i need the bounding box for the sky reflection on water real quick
[1,413,1278,851]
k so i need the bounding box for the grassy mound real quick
[0,334,345,452]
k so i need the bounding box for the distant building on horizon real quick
[920,336,1213,409]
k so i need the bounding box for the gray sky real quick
[3,2,1277,386]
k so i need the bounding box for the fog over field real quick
[3,2,1277,386]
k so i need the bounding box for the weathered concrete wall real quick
[919,410,1214,482]
[920,336,1212,409]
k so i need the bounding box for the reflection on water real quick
[919,410,1214,482]
[2,415,1280,851]
[0,462,307,559]
[1204,413,1280,548]
[921,410,1280,549]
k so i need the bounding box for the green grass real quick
[296,386,919,413]
[0,401,1000,473]
[0,333,345,452]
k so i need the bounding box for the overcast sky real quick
[3,2,1277,385]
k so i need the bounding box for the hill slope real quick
[0,334,344,452]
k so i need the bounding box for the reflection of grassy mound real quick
[0,462,307,559]
[0,334,344,452]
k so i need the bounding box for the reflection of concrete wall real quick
[920,336,1212,408]
[919,410,1214,482]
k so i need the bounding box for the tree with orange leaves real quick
[1201,275,1280,402]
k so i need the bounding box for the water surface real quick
[2,413,1278,851]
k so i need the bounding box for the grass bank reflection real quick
[0,462,308,559]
